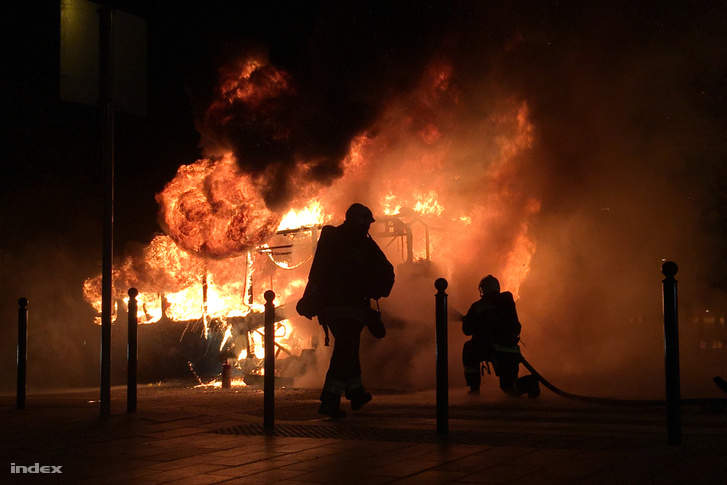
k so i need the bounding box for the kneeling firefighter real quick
[462,275,540,398]
[297,203,395,417]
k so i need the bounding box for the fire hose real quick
[520,355,727,407]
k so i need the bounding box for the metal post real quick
[99,6,115,419]
[405,228,414,263]
[202,270,209,330]
[17,298,28,411]
[662,261,681,445]
[221,362,232,388]
[435,278,449,435]
[264,290,276,431]
[424,226,430,261]
[127,288,138,413]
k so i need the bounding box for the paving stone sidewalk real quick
[2,383,726,484]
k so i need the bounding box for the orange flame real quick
[156,154,282,258]
[82,54,541,376]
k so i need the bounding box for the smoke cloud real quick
[188,1,453,211]
[499,3,727,397]
[276,2,727,397]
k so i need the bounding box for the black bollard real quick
[662,261,681,445]
[435,278,449,435]
[264,290,276,431]
[127,288,138,413]
[221,362,232,389]
[17,298,28,411]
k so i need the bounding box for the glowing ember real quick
[194,377,247,389]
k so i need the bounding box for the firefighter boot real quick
[521,375,540,399]
[714,376,727,393]
[346,387,372,411]
[464,366,481,393]
[529,381,541,399]
[318,391,347,418]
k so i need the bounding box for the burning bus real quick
[81,196,465,386]
[82,49,540,388]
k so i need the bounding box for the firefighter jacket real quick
[462,291,521,348]
[296,221,395,319]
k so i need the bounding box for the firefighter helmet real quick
[478,275,500,295]
[345,203,375,225]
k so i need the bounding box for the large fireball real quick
[156,154,282,258]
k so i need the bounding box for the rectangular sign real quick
[60,0,147,115]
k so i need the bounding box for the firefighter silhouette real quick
[462,275,540,398]
[297,203,395,417]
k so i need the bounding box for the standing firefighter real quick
[462,275,540,398]
[297,203,395,418]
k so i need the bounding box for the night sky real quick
[2,1,726,391]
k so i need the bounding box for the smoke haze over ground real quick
[2,1,727,399]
